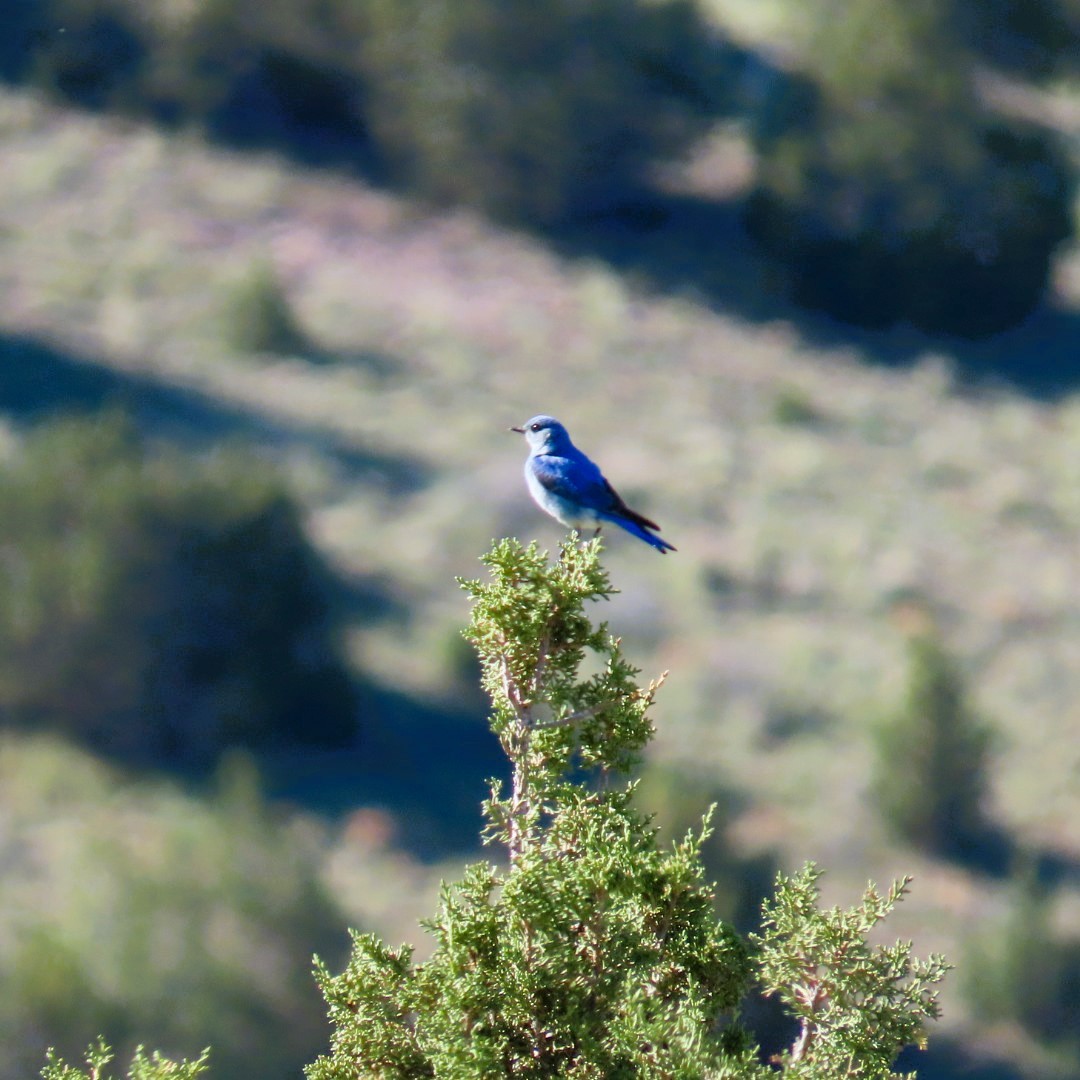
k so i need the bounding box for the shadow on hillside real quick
[949,822,1080,890]
[551,191,1080,400]
[0,333,501,832]
[261,686,504,858]
[337,570,410,627]
[895,1040,1028,1080]
[0,333,429,494]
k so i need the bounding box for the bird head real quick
[510,415,570,454]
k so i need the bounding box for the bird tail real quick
[604,513,677,554]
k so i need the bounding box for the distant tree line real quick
[2,0,735,224]
[3,0,1077,334]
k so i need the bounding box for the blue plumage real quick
[510,415,676,554]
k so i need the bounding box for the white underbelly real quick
[525,469,601,529]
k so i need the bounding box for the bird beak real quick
[509,426,524,433]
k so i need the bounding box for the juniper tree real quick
[307,537,948,1079]
[873,628,993,858]
[755,867,949,1079]
[41,1038,209,1080]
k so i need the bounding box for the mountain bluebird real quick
[510,415,676,554]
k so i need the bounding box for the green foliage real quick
[747,0,1073,336]
[753,865,949,1079]
[634,763,776,931]
[7,735,342,1080]
[308,537,947,1078]
[872,629,993,858]
[42,1038,210,1080]
[356,0,727,224]
[222,257,309,355]
[0,411,356,767]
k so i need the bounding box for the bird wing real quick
[532,455,661,531]
[531,453,609,506]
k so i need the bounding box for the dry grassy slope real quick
[2,87,1080,1057]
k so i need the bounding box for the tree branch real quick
[533,701,614,729]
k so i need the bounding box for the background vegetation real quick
[6,0,1079,332]
[1,738,341,1080]
[0,411,357,767]
[0,0,1079,1076]
[745,0,1074,335]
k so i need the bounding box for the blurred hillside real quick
[1,0,1080,1076]
[7,0,1080,336]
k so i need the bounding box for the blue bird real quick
[510,415,676,554]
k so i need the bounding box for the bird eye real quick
[530,423,541,432]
